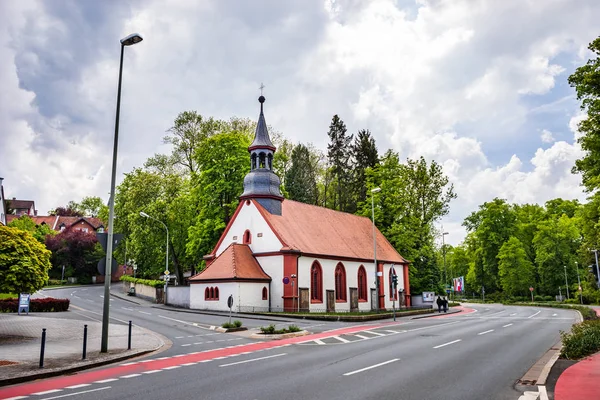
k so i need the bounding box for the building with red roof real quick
[189,96,410,312]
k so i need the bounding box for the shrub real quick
[287,325,301,332]
[0,297,70,312]
[260,324,277,334]
[564,298,579,305]
[222,320,243,329]
[120,275,164,288]
[47,279,65,286]
[233,320,242,328]
[222,322,234,329]
[560,319,600,360]
[448,302,460,307]
[259,324,302,334]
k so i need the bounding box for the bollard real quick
[39,328,46,368]
[83,324,88,360]
[128,320,132,350]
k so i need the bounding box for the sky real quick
[0,0,598,246]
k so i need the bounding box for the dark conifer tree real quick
[326,115,353,212]
[285,144,317,204]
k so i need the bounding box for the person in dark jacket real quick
[443,297,448,313]
[436,296,442,313]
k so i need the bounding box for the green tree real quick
[351,129,379,209]
[498,237,535,297]
[77,196,109,219]
[186,131,252,262]
[463,198,516,293]
[568,36,600,192]
[0,225,52,294]
[45,229,103,280]
[285,144,318,204]
[326,115,353,212]
[7,215,55,244]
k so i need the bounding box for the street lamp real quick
[371,187,381,310]
[564,265,569,300]
[101,32,143,354]
[140,211,169,280]
[575,261,582,304]
[442,231,449,297]
[591,249,600,289]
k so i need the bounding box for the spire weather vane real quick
[259,82,265,96]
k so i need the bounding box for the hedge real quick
[120,275,164,288]
[560,319,600,360]
[0,297,70,312]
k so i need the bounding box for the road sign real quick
[18,293,30,315]
[227,295,234,309]
[97,257,118,276]
[282,277,290,284]
[164,270,170,276]
[96,233,124,251]
[529,287,534,292]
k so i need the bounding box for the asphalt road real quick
[3,290,578,400]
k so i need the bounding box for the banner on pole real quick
[453,276,464,292]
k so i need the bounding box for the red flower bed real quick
[0,297,70,312]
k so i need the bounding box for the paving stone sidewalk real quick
[0,314,167,385]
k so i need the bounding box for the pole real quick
[577,267,582,304]
[442,233,447,294]
[593,250,600,289]
[39,328,46,368]
[128,321,132,350]
[101,43,125,354]
[371,192,379,310]
[564,266,569,299]
[61,265,65,282]
[531,290,533,302]
[83,324,88,359]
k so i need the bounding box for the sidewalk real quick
[0,314,167,386]
[554,307,600,400]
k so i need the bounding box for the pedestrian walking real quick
[436,296,442,313]
[443,297,448,313]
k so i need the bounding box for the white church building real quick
[189,95,411,313]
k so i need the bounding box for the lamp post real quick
[442,231,449,298]
[101,33,143,354]
[591,249,600,289]
[575,261,582,304]
[371,187,381,311]
[564,265,569,300]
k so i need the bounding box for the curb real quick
[0,348,155,388]
[110,291,141,305]
[410,308,460,319]
[249,330,310,340]
[149,305,298,323]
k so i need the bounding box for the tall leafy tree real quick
[7,215,55,243]
[186,131,252,262]
[463,198,516,293]
[568,36,600,192]
[45,229,103,280]
[498,237,535,297]
[326,115,353,212]
[285,144,318,204]
[351,129,378,209]
[0,225,52,294]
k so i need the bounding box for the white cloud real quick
[541,129,555,143]
[0,0,598,245]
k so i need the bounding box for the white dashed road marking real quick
[343,359,399,376]
[433,339,461,349]
[478,330,494,335]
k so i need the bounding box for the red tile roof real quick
[190,243,271,282]
[254,199,407,264]
[56,216,104,230]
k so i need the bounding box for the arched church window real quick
[259,152,266,168]
[267,153,273,170]
[262,287,268,300]
[205,287,210,300]
[243,230,251,244]
[251,153,257,170]
[335,263,347,302]
[358,266,367,301]
[210,287,214,299]
[311,261,323,303]
[215,287,219,300]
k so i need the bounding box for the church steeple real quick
[240,94,284,215]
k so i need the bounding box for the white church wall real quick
[215,201,282,257]
[255,255,284,310]
[381,263,408,309]
[298,257,379,312]
[238,282,270,312]
[190,282,238,312]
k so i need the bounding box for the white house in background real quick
[189,95,411,313]
[0,177,6,225]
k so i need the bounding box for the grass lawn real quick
[0,293,17,300]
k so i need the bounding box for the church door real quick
[370,289,377,310]
[326,290,335,313]
[299,288,309,312]
[350,288,358,311]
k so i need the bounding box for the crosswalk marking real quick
[334,336,350,343]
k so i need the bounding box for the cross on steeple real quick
[259,82,265,96]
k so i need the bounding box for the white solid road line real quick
[433,339,462,349]
[163,366,181,370]
[142,370,161,374]
[539,385,549,400]
[219,353,287,367]
[343,359,400,376]
[38,387,111,400]
[138,311,152,315]
[32,389,63,396]
[528,311,541,319]
[64,384,91,389]
[510,313,517,316]
[120,374,142,378]
[94,378,119,383]
[503,323,513,328]
[478,329,494,335]
[157,315,211,330]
